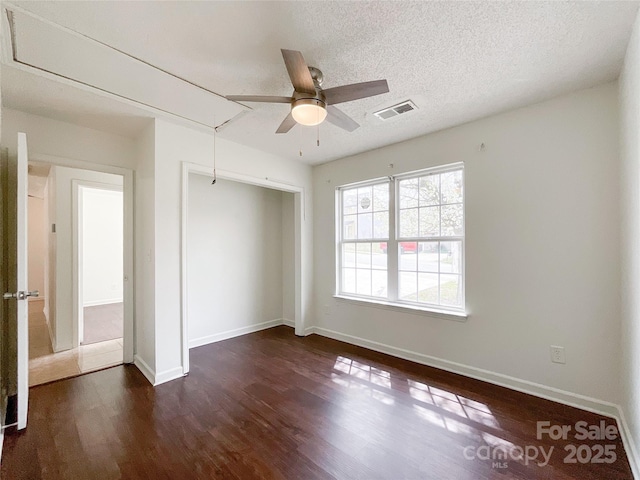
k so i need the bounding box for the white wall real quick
[619,9,640,477]
[150,118,313,382]
[81,187,123,306]
[133,121,156,376]
[1,109,136,170]
[52,166,123,351]
[313,83,620,409]
[187,176,287,346]
[27,195,46,304]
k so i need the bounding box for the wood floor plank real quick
[1,326,634,479]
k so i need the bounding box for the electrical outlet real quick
[323,305,331,316]
[550,346,566,364]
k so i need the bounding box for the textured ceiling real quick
[3,1,639,165]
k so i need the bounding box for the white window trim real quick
[333,294,468,321]
[336,162,466,317]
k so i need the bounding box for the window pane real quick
[399,271,417,300]
[440,274,462,306]
[344,214,357,240]
[372,270,387,297]
[373,211,388,239]
[357,213,373,239]
[419,206,440,237]
[418,273,439,304]
[373,184,389,212]
[356,269,372,296]
[343,189,357,215]
[439,241,462,274]
[418,242,439,273]
[419,175,440,206]
[399,178,419,209]
[343,243,356,268]
[399,208,419,237]
[372,246,387,270]
[356,243,371,268]
[441,170,463,204]
[441,204,463,236]
[339,167,463,310]
[342,268,356,294]
[399,246,417,271]
[358,186,373,213]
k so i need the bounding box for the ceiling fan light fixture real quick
[291,98,327,126]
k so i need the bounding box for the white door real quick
[3,133,34,430]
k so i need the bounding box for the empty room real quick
[0,1,639,479]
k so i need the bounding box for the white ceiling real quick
[2,1,639,165]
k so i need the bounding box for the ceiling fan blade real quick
[326,105,360,132]
[276,112,297,134]
[226,95,293,104]
[322,79,389,105]
[281,49,316,95]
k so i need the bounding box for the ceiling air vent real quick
[373,100,418,120]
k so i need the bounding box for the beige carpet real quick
[83,303,124,345]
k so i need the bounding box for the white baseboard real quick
[134,356,185,387]
[83,298,123,308]
[47,319,56,352]
[309,326,618,416]
[154,367,185,386]
[189,318,284,349]
[307,325,639,478]
[282,318,295,328]
[53,341,73,353]
[134,354,155,386]
[136,319,288,386]
[617,407,640,479]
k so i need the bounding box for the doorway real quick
[180,162,304,374]
[27,163,128,386]
[77,185,124,348]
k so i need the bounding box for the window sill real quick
[332,295,468,322]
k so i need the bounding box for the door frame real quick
[16,133,28,430]
[30,153,134,363]
[180,162,305,375]
[72,180,124,348]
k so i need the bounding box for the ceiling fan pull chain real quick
[299,122,303,156]
[211,120,217,185]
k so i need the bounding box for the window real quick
[340,181,390,298]
[337,164,464,313]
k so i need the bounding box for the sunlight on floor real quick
[408,379,500,429]
[332,355,395,405]
[331,355,504,443]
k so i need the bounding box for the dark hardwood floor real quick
[1,326,634,479]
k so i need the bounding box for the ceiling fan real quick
[225,49,389,134]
